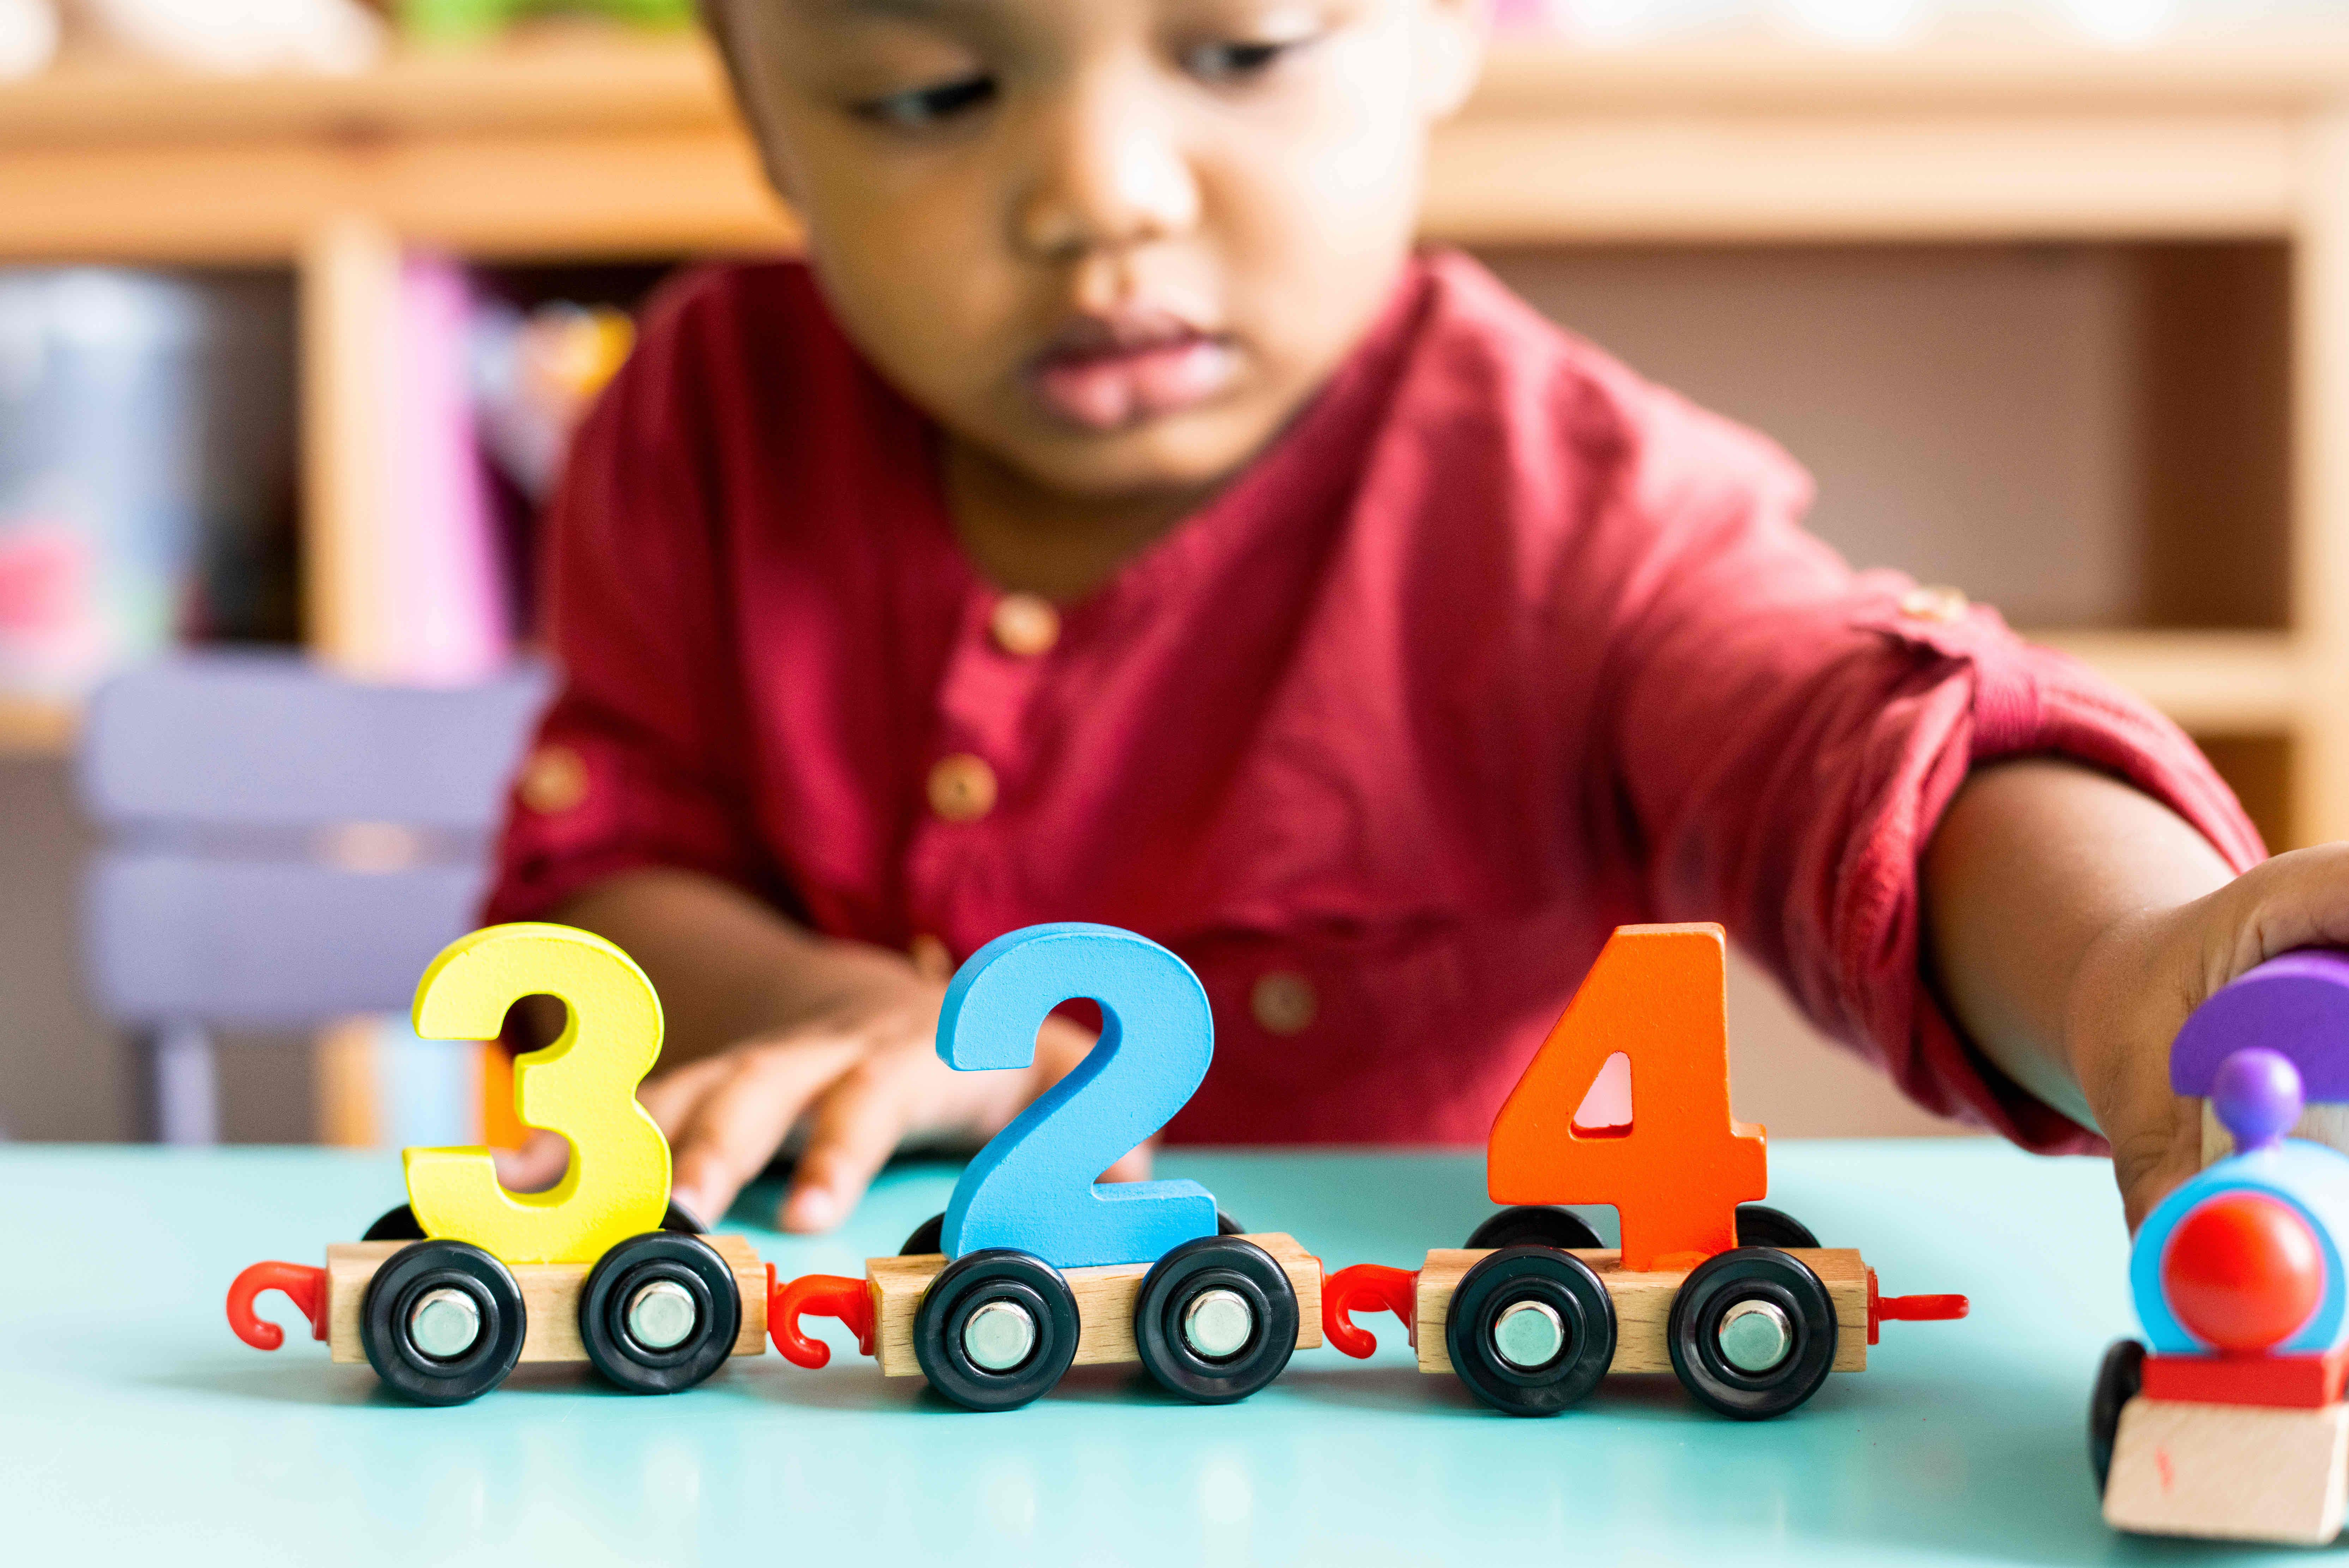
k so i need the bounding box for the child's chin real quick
[1004,407,1267,499]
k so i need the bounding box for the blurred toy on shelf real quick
[72,0,382,74]
[376,255,511,684]
[469,298,634,503]
[393,0,691,46]
[0,272,282,700]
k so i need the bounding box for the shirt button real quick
[990,592,1062,658]
[926,753,998,823]
[1899,584,1970,624]
[517,743,588,815]
[1250,971,1318,1036]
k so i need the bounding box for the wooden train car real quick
[1317,923,1967,1419]
[230,1201,772,1404]
[227,925,781,1405]
[774,1214,1324,1410]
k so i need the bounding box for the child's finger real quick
[780,1069,907,1233]
[1099,1140,1154,1185]
[669,1039,858,1225]
[638,1054,731,1140]
[491,1128,570,1192]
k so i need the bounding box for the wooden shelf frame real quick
[4,30,2348,839]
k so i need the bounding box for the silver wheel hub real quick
[963,1299,1037,1372]
[627,1278,699,1351]
[1719,1298,1793,1373]
[409,1286,482,1360]
[1492,1298,1565,1370]
[1182,1287,1256,1361]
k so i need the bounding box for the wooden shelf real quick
[10,30,2349,146]
[4,31,2348,260]
[2026,629,2301,734]
[0,697,76,758]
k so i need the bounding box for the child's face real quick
[714,0,1484,501]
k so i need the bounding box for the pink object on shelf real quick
[382,254,510,685]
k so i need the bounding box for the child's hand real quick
[2066,843,2349,1229]
[491,937,1144,1232]
[657,940,1148,1231]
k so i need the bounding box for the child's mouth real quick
[1026,315,1237,432]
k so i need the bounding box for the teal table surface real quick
[0,1141,2301,1566]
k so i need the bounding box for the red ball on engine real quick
[2163,1192,2326,1353]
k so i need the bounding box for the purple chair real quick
[76,651,551,1143]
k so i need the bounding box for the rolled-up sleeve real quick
[483,281,766,925]
[1595,388,2265,1154]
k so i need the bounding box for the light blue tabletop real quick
[0,1141,2301,1565]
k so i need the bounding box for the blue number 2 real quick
[939,923,1218,1269]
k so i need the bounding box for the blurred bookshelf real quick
[1,25,2346,848]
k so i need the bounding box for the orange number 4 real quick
[1487,923,1766,1272]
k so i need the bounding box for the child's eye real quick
[853,74,999,130]
[1183,38,1302,84]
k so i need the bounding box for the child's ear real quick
[1414,0,1491,123]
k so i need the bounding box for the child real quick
[487,0,2331,1240]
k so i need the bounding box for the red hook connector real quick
[1322,1263,1421,1359]
[768,1266,876,1369]
[1866,1267,1969,1345]
[227,1261,328,1350]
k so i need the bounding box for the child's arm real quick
[1926,759,2349,1228]
[500,865,1142,1231]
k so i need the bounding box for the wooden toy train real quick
[2093,952,2349,1546]
[228,918,1967,1414]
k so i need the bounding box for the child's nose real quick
[1012,85,1201,260]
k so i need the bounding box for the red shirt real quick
[486,251,2262,1154]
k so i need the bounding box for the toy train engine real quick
[2095,957,2349,1546]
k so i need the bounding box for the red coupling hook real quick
[1322,1263,1421,1359]
[227,1262,327,1350]
[769,1266,876,1369]
[1866,1266,1969,1345]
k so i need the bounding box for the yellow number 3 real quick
[403,923,670,1264]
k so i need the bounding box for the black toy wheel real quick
[360,1239,528,1405]
[1667,1247,1838,1419]
[1133,1235,1300,1404]
[1464,1205,1605,1252]
[365,1199,702,1241]
[578,1231,743,1394]
[1735,1204,1820,1249]
[1216,1210,1247,1236]
[1444,1245,1617,1416]
[2089,1338,2146,1497]
[362,1204,426,1241]
[913,1249,1081,1412]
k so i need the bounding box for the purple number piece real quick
[2211,1048,2305,1151]
[2172,950,2349,1101]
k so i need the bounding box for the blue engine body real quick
[2130,1138,2349,1356]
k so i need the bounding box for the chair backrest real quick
[79,650,549,832]
[78,651,552,1027]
